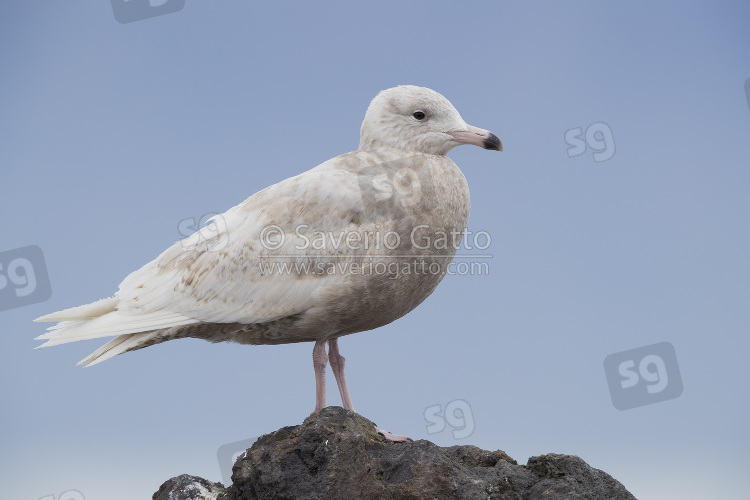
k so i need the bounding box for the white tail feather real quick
[34,297,118,322]
[35,296,200,366]
[35,309,197,347]
[78,333,160,367]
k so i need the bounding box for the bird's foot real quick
[375,425,411,442]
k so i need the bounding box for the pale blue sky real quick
[2,2,749,499]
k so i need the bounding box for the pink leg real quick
[312,340,327,413]
[327,338,410,442]
[327,338,354,411]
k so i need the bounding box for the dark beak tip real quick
[483,132,503,152]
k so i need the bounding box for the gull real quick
[35,85,502,441]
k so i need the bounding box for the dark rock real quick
[153,474,225,500]
[155,406,636,500]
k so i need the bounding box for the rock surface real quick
[153,406,636,500]
[152,474,225,500]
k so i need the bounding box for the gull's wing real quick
[116,165,369,324]
[36,149,423,349]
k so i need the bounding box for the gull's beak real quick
[447,124,503,152]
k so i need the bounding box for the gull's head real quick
[359,85,502,156]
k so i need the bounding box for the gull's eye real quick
[412,110,426,120]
